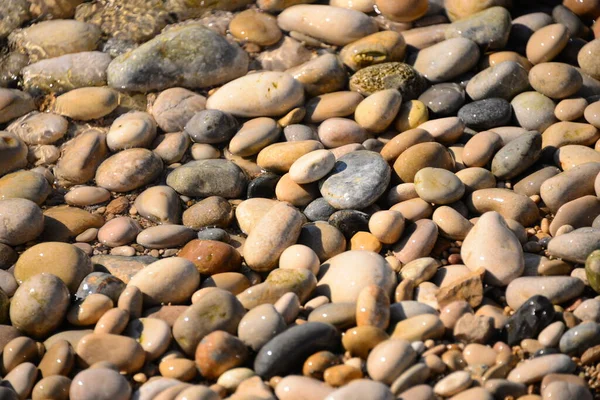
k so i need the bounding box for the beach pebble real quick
[70,368,130,400]
[151,87,207,133]
[414,168,465,205]
[95,148,162,192]
[413,38,480,83]
[526,24,569,64]
[167,159,247,198]
[505,276,585,310]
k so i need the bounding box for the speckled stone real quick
[458,98,512,130]
[349,62,427,99]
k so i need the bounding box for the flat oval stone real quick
[355,89,402,133]
[0,169,50,205]
[466,61,529,101]
[559,321,600,355]
[206,71,304,117]
[136,225,196,249]
[392,219,438,264]
[308,302,356,330]
[414,38,480,83]
[394,142,455,183]
[340,30,406,72]
[257,140,324,174]
[106,111,157,152]
[179,240,241,275]
[54,129,108,187]
[229,117,281,157]
[317,118,367,148]
[418,83,465,118]
[254,322,340,379]
[298,221,347,262]
[304,91,363,123]
[230,9,282,46]
[70,368,131,400]
[578,38,600,80]
[134,186,181,225]
[366,339,416,385]
[76,333,145,373]
[151,87,207,133]
[317,251,395,303]
[463,131,502,168]
[540,162,600,212]
[7,111,67,145]
[548,227,600,263]
[53,87,118,121]
[64,186,110,207]
[444,6,512,50]
[166,159,247,198]
[237,303,286,352]
[127,257,199,306]
[108,25,247,92]
[542,122,599,151]
[325,379,394,400]
[549,195,600,236]
[458,98,512,131]
[277,5,377,46]
[320,151,391,210]
[276,376,335,400]
[529,62,583,99]
[287,53,347,97]
[526,24,569,64]
[391,314,445,342]
[491,131,542,179]
[417,117,465,145]
[289,149,335,184]
[32,375,71,400]
[505,276,585,310]
[507,354,575,383]
[0,198,44,246]
[466,188,539,226]
[124,317,171,361]
[414,168,464,205]
[95,148,162,192]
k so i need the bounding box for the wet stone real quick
[504,295,555,346]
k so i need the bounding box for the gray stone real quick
[418,83,465,117]
[320,150,391,210]
[184,109,238,144]
[304,197,337,222]
[107,24,248,92]
[445,6,512,50]
[458,98,512,131]
[559,321,600,355]
[0,0,29,39]
[166,159,248,198]
[491,131,542,179]
[466,61,530,101]
[75,272,126,303]
[548,227,600,263]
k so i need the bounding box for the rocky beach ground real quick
[2,0,600,399]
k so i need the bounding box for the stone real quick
[0,198,44,246]
[391,314,445,342]
[414,168,464,205]
[393,142,454,183]
[53,87,118,120]
[461,212,524,286]
[317,118,367,148]
[325,379,394,400]
[366,339,416,385]
[287,53,347,97]
[413,38,480,83]
[466,188,539,226]
[75,272,125,302]
[466,61,529,101]
[151,87,207,133]
[108,24,248,91]
[166,159,247,198]
[548,227,600,263]
[559,321,600,355]
[340,31,406,72]
[277,5,377,46]
[42,205,104,242]
[229,117,281,157]
[230,9,282,46]
[70,368,131,400]
[10,273,70,338]
[320,151,391,210]
[95,148,162,192]
[32,375,72,400]
[237,304,286,351]
[529,62,583,99]
[491,131,542,179]
[206,71,304,117]
[445,6,512,50]
[504,295,554,345]
[257,140,324,174]
[349,62,427,99]
[76,333,144,373]
[195,330,248,380]
[179,240,241,275]
[526,24,569,64]
[578,39,600,80]
[54,129,108,187]
[7,112,67,145]
[298,221,347,261]
[418,84,465,118]
[505,276,585,310]
[182,196,232,229]
[392,219,438,264]
[308,302,356,330]
[254,322,340,379]
[458,98,512,131]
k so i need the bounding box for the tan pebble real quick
[38,340,74,378]
[237,303,286,352]
[463,343,496,367]
[229,9,282,46]
[195,330,248,380]
[526,24,569,64]
[349,231,382,252]
[368,210,405,244]
[229,117,281,157]
[342,326,389,359]
[64,186,110,207]
[366,338,416,385]
[2,336,38,374]
[392,219,439,264]
[200,272,251,295]
[463,131,502,168]
[124,318,172,361]
[394,279,415,302]
[481,51,533,71]
[318,118,367,148]
[67,294,113,327]
[274,292,300,325]
[555,98,588,121]
[289,149,335,184]
[538,321,566,348]
[304,91,363,123]
[375,0,428,22]
[70,367,131,400]
[76,333,145,373]
[279,244,320,275]
[354,89,402,133]
[439,301,473,330]
[303,350,341,380]
[94,308,129,335]
[159,358,197,382]
[191,143,220,160]
[53,87,118,120]
[391,314,445,342]
[394,100,429,132]
[584,101,600,128]
[2,362,38,399]
[356,285,390,330]
[442,349,467,371]
[418,117,465,146]
[393,142,454,183]
[32,375,70,400]
[380,128,433,163]
[340,30,406,71]
[390,198,432,222]
[466,188,539,226]
[529,62,582,99]
[117,286,143,319]
[324,364,363,387]
[434,370,472,397]
[257,140,324,174]
[275,173,319,206]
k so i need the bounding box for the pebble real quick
[526,24,570,64]
[392,219,439,264]
[394,142,454,183]
[166,159,247,198]
[136,225,196,249]
[467,188,539,226]
[320,151,391,210]
[414,168,465,205]
[277,5,377,46]
[340,30,406,72]
[491,131,542,179]
[444,6,512,50]
[529,62,583,99]
[458,97,512,130]
[32,375,71,400]
[413,38,480,83]
[549,226,600,263]
[95,148,163,192]
[505,276,585,310]
[206,71,304,117]
[511,91,557,132]
[179,240,241,275]
[354,89,402,133]
[466,61,529,101]
[151,88,207,133]
[230,9,282,46]
[418,84,465,118]
[366,339,416,385]
[0,198,44,246]
[287,53,347,97]
[349,62,427,99]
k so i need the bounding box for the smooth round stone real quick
[538,321,566,348]
[466,188,539,226]
[279,244,320,275]
[505,276,584,310]
[369,210,405,244]
[0,89,34,126]
[64,186,110,207]
[328,209,369,239]
[375,0,427,22]
[466,61,529,101]
[67,293,113,326]
[254,322,339,379]
[135,186,181,225]
[0,169,51,205]
[32,375,71,400]
[53,129,107,187]
[276,174,317,206]
[526,24,569,64]
[0,198,44,246]
[106,111,156,151]
[277,5,377,46]
[184,109,237,145]
[41,205,104,242]
[201,272,249,295]
[206,71,304,117]
[308,302,356,330]
[158,358,197,382]
[136,225,195,249]
[244,202,304,272]
[549,227,600,263]
[0,133,27,177]
[394,100,429,132]
[491,131,542,179]
[166,159,247,198]
[285,124,318,142]
[542,381,593,400]
[3,336,38,373]
[556,97,588,121]
[1,362,38,399]
[444,5,511,47]
[413,38,479,84]
[316,251,395,303]
[304,92,362,123]
[511,91,557,132]
[391,314,445,341]
[342,326,388,359]
[10,273,69,338]
[529,63,583,99]
[257,140,324,174]
[97,217,141,248]
[276,376,334,400]
[578,39,600,80]
[414,168,465,205]
[432,206,473,240]
[229,117,281,157]
[555,145,600,170]
[238,304,286,351]
[419,118,465,148]
[230,9,282,46]
[349,62,427,99]
[153,132,190,164]
[235,198,278,234]
[150,87,207,133]
[392,219,439,264]
[380,128,433,163]
[394,142,454,183]
[549,195,600,236]
[418,83,465,117]
[508,354,575,384]
[461,212,524,286]
[458,98,511,130]
[0,269,17,296]
[434,371,472,397]
[94,308,129,334]
[456,168,496,194]
[366,339,416,385]
[354,89,402,133]
[246,173,280,199]
[540,162,600,212]
[297,221,347,262]
[124,318,171,361]
[107,24,247,91]
[182,196,232,229]
[127,257,199,306]
[564,0,600,18]
[317,118,366,148]
[53,87,118,120]
[542,122,599,151]
[179,240,241,275]
[77,333,144,373]
[38,339,75,378]
[289,149,335,184]
[15,242,92,294]
[286,53,346,97]
[320,151,391,210]
[173,289,244,356]
[95,148,162,193]
[340,30,406,72]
